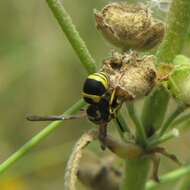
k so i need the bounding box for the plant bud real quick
[167,55,190,105]
[95,2,165,51]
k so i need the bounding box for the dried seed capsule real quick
[167,55,190,105]
[101,51,157,100]
[95,2,165,51]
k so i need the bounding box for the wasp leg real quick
[109,88,116,107]
[27,112,86,121]
[99,123,108,150]
[27,115,64,121]
[151,154,160,182]
[80,108,86,112]
[151,147,182,166]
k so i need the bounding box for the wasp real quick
[27,71,124,147]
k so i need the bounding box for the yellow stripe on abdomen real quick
[87,72,109,89]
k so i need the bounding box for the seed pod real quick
[101,51,157,100]
[78,151,121,190]
[103,134,143,160]
[167,55,190,105]
[95,2,165,51]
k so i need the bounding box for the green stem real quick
[0,99,85,175]
[127,103,146,146]
[114,112,130,139]
[46,0,96,74]
[3,143,72,179]
[116,112,130,133]
[176,175,190,190]
[171,112,190,128]
[121,158,151,190]
[146,163,190,190]
[159,105,186,136]
[149,128,179,147]
[157,0,190,63]
[141,86,170,137]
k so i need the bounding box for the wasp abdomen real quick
[82,72,109,104]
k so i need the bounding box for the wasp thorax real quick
[95,2,165,51]
[101,51,157,100]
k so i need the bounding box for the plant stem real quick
[176,175,190,190]
[46,0,96,74]
[127,103,146,146]
[141,86,170,137]
[146,163,190,190]
[116,112,130,133]
[171,112,190,128]
[157,0,190,63]
[121,158,151,190]
[0,99,85,175]
[149,128,179,147]
[4,143,73,179]
[159,105,186,136]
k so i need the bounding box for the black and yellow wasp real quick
[27,71,124,144]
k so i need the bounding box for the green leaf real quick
[168,55,190,105]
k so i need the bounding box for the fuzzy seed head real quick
[95,2,165,51]
[101,51,157,100]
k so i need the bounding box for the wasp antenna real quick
[26,115,65,121]
[27,113,87,122]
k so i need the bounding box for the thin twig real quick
[146,163,190,190]
[171,112,190,128]
[159,105,186,137]
[46,0,96,74]
[149,128,179,147]
[126,102,147,146]
[0,99,85,175]
[114,112,131,142]
[157,0,190,62]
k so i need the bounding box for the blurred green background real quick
[0,0,190,190]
